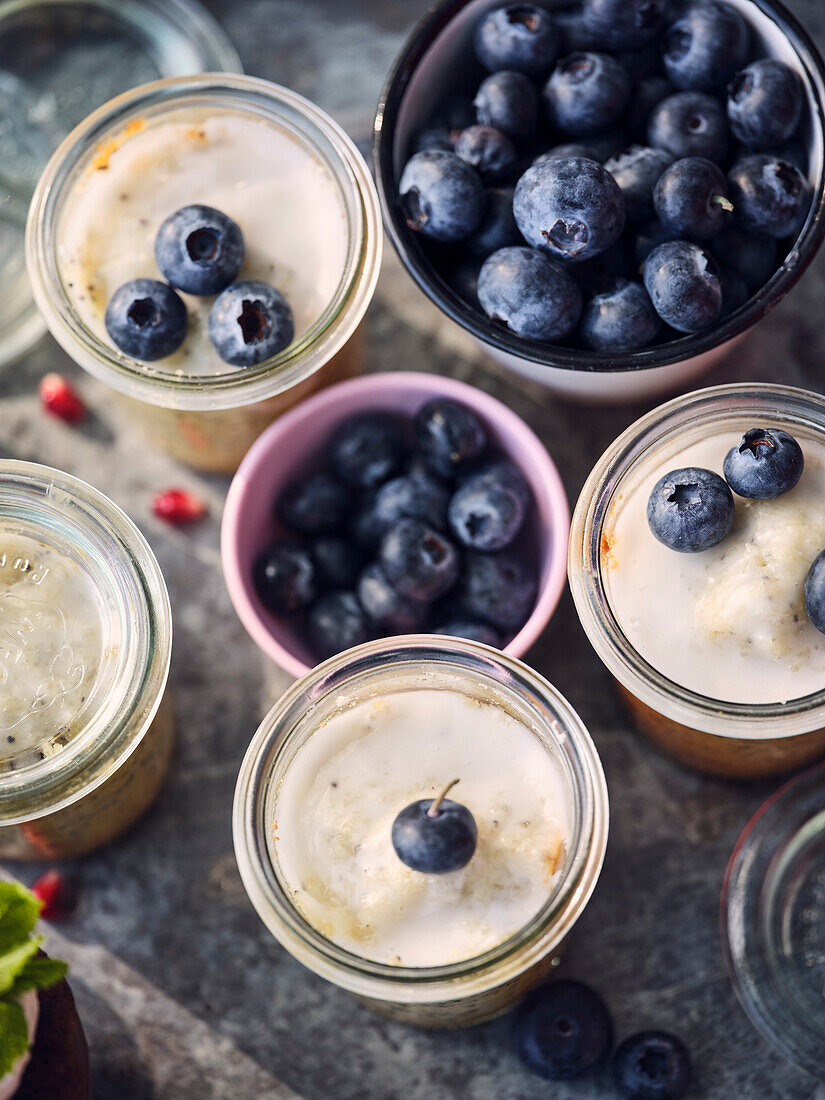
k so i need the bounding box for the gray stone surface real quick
[3,0,825,1096]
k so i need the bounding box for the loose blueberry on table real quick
[512,980,613,1080]
[399,0,813,352]
[613,1030,692,1100]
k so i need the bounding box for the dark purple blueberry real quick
[455,125,518,182]
[460,457,531,508]
[581,277,661,350]
[430,620,503,647]
[647,466,734,552]
[474,70,539,144]
[614,40,662,79]
[627,77,676,143]
[605,145,673,221]
[556,7,601,53]
[448,467,527,550]
[663,1,748,92]
[105,278,187,361]
[718,265,749,316]
[648,92,729,162]
[398,150,485,242]
[613,1030,691,1100]
[728,154,810,239]
[475,5,562,75]
[633,217,676,266]
[458,550,537,628]
[478,246,582,340]
[534,142,601,164]
[728,59,803,150]
[253,541,316,613]
[587,130,631,163]
[357,562,430,633]
[805,550,825,634]
[330,412,403,490]
[643,239,722,332]
[513,156,626,262]
[582,0,665,49]
[412,125,454,154]
[154,204,244,296]
[466,187,523,258]
[392,781,477,874]
[653,157,732,240]
[415,398,487,479]
[351,474,449,549]
[209,280,294,366]
[379,519,460,601]
[723,427,804,500]
[277,472,350,535]
[709,226,776,289]
[310,536,362,590]
[773,138,808,175]
[513,981,614,1081]
[543,52,631,137]
[573,239,633,295]
[307,591,370,660]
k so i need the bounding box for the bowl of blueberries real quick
[374,0,825,404]
[220,371,569,677]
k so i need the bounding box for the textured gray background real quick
[3,0,825,1096]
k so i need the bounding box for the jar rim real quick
[233,636,608,1004]
[26,73,382,411]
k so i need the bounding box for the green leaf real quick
[0,883,40,956]
[0,996,30,1078]
[6,955,68,997]
[0,938,40,997]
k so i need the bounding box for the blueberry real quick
[773,138,808,175]
[412,125,454,154]
[643,240,722,332]
[648,92,729,162]
[574,239,633,295]
[709,227,776,289]
[627,78,676,143]
[307,591,370,660]
[605,145,673,221]
[448,258,482,304]
[330,412,403,490]
[310,536,362,589]
[535,142,601,164]
[556,7,601,53]
[663,2,748,92]
[613,1030,692,1100]
[614,40,662,79]
[348,494,386,550]
[458,550,537,628]
[351,474,450,548]
[253,541,316,613]
[277,472,350,535]
[723,427,804,499]
[455,125,518,182]
[513,980,613,1081]
[466,187,523,258]
[633,218,676,266]
[646,466,734,552]
[581,278,661,351]
[391,780,477,874]
[475,5,562,75]
[154,204,244,296]
[209,280,294,366]
[805,551,825,634]
[728,154,810,239]
[474,70,539,144]
[460,457,531,509]
[398,150,485,242]
[653,157,732,241]
[448,467,527,550]
[104,278,187,361]
[718,265,749,316]
[415,399,487,479]
[514,157,626,262]
[357,562,430,633]
[544,52,631,137]
[430,620,503,647]
[478,246,583,340]
[728,60,803,150]
[379,518,460,601]
[582,0,665,48]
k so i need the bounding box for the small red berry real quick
[31,871,65,920]
[39,373,86,423]
[153,488,207,524]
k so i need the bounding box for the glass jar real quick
[233,637,608,1028]
[0,461,173,859]
[26,74,382,473]
[569,383,825,779]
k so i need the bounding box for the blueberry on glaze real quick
[648,92,729,162]
[378,518,460,601]
[154,204,244,296]
[543,52,631,137]
[646,466,735,552]
[105,278,187,361]
[474,70,539,143]
[643,240,722,333]
[580,278,661,351]
[513,980,614,1080]
[330,412,403,490]
[728,59,803,150]
[475,5,562,75]
[613,1030,692,1100]
[513,156,626,262]
[466,187,523,258]
[605,145,673,221]
[391,779,478,874]
[805,551,825,635]
[415,398,488,479]
[398,150,485,242]
[356,562,430,633]
[652,157,733,241]
[662,1,748,91]
[253,541,316,613]
[478,246,583,340]
[581,0,665,49]
[458,550,537,629]
[455,125,518,182]
[307,591,370,660]
[278,472,350,535]
[448,467,527,550]
[723,427,804,499]
[727,154,810,239]
[209,280,294,366]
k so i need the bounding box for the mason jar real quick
[26,73,381,473]
[233,637,608,1028]
[0,461,173,858]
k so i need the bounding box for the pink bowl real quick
[221,371,570,678]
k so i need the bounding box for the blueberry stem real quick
[711,194,734,212]
[427,778,461,818]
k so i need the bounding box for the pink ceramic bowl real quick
[221,371,570,678]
